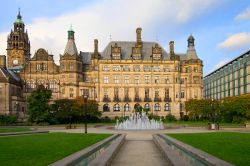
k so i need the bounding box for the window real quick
[103,104,110,112]
[104,76,109,84]
[193,76,199,84]
[155,76,159,84]
[124,103,130,111]
[114,88,119,98]
[194,89,198,98]
[145,76,150,84]
[124,88,129,98]
[194,67,198,72]
[124,76,129,84]
[180,103,184,112]
[112,65,120,71]
[165,88,169,98]
[164,67,170,72]
[133,65,140,72]
[69,88,74,98]
[180,91,185,98]
[164,76,170,84]
[144,66,151,72]
[134,76,139,84]
[135,88,139,98]
[102,65,110,71]
[155,89,160,98]
[113,103,120,111]
[145,88,149,98]
[154,103,160,111]
[144,103,150,111]
[153,66,160,72]
[164,103,171,111]
[123,66,130,71]
[80,89,89,97]
[180,78,185,84]
[49,80,57,91]
[69,63,74,70]
[114,76,119,84]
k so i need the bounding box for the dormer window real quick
[152,44,162,60]
[111,43,121,60]
[132,45,141,60]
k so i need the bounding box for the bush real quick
[180,115,189,121]
[0,115,18,125]
[148,113,160,121]
[164,114,177,122]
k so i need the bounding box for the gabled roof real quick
[101,41,170,60]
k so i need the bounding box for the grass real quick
[167,132,250,166]
[0,127,32,133]
[0,133,111,166]
[164,121,245,127]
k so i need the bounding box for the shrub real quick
[0,115,18,125]
[165,114,177,122]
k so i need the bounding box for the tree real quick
[50,99,77,125]
[27,85,52,123]
[74,97,101,133]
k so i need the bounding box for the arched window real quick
[164,103,171,111]
[124,103,130,112]
[144,103,150,111]
[113,103,120,112]
[103,103,110,112]
[154,103,160,111]
[134,103,141,110]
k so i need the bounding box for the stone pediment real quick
[32,48,53,61]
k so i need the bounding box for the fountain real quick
[115,111,164,130]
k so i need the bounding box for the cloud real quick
[0,0,219,64]
[217,32,250,50]
[235,6,250,21]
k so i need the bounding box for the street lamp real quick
[83,95,88,134]
[69,107,72,129]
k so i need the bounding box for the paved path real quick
[111,140,169,166]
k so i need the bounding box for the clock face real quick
[13,59,18,65]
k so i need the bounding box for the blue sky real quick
[1,0,250,75]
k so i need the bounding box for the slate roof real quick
[64,39,78,56]
[0,67,21,85]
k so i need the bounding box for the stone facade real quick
[0,11,203,118]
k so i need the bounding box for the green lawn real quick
[165,121,245,127]
[0,127,32,133]
[167,132,250,166]
[0,133,111,166]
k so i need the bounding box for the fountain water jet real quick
[115,111,164,130]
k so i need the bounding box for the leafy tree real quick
[27,85,52,123]
[74,97,101,133]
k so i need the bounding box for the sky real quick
[1,0,250,76]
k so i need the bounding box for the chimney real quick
[169,41,175,55]
[136,27,142,47]
[0,55,6,68]
[94,39,98,53]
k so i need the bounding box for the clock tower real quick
[7,9,30,68]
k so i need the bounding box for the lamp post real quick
[69,107,72,129]
[83,95,88,134]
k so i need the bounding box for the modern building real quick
[203,51,250,100]
[0,11,203,118]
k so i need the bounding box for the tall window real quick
[145,88,149,98]
[124,103,130,111]
[124,76,129,84]
[135,88,139,98]
[124,88,129,98]
[164,76,170,84]
[104,76,109,84]
[104,88,108,98]
[145,76,150,84]
[194,89,198,98]
[193,76,199,84]
[114,88,119,98]
[134,76,139,84]
[194,67,198,72]
[155,89,159,98]
[164,103,171,111]
[114,76,119,84]
[69,88,74,98]
[180,90,185,98]
[154,103,160,111]
[155,76,159,84]
[113,103,120,111]
[165,88,169,98]
[69,63,74,70]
